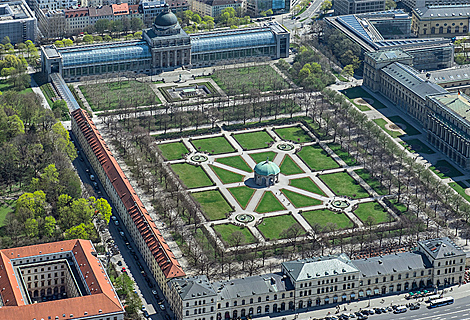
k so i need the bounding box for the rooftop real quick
[111,3,129,15]
[170,275,217,300]
[367,49,412,63]
[352,252,432,278]
[418,237,465,260]
[418,65,470,84]
[254,159,280,176]
[414,5,470,19]
[282,254,359,281]
[428,93,470,122]
[214,273,294,300]
[381,62,447,99]
[0,0,34,21]
[0,239,124,320]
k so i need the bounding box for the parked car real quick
[119,231,125,237]
[111,216,117,221]
[159,303,166,311]
[114,220,119,226]
[90,174,95,181]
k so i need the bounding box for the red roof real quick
[0,240,124,320]
[71,108,185,279]
[111,3,129,15]
[64,7,89,18]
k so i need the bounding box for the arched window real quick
[250,298,253,304]
[257,306,262,314]
[242,299,245,305]
[226,302,229,308]
[447,26,451,33]
[258,297,261,302]
[274,294,277,300]
[186,311,189,316]
[439,26,443,33]
[265,305,269,312]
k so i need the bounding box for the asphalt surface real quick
[70,131,170,320]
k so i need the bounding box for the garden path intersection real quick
[157,123,400,253]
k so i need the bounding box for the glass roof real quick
[191,30,276,53]
[60,41,151,67]
[337,15,372,41]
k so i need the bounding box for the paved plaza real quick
[157,123,400,252]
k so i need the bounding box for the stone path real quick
[157,123,400,253]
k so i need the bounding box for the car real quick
[119,231,125,237]
[80,157,84,162]
[152,290,159,297]
[142,306,146,311]
[410,304,420,310]
[164,314,171,320]
[117,260,122,266]
[121,267,127,273]
[126,244,132,250]
[159,304,166,311]
[143,310,149,317]
[90,174,95,181]
[93,182,99,190]
[356,315,368,320]
[114,220,119,226]
[111,216,117,221]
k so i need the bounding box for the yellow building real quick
[412,5,470,37]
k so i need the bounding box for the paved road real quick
[70,131,171,320]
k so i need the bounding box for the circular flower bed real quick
[191,154,208,162]
[331,199,350,209]
[277,143,294,151]
[235,213,255,223]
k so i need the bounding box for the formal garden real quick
[157,124,400,252]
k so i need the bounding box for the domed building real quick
[254,158,280,187]
[142,4,191,70]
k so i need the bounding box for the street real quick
[70,131,170,320]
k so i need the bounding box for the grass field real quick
[354,202,391,225]
[327,143,357,166]
[211,65,289,94]
[233,131,274,150]
[213,224,257,245]
[297,145,339,171]
[191,136,235,154]
[373,118,402,138]
[216,155,252,172]
[275,126,312,143]
[289,177,326,196]
[342,87,387,110]
[0,201,15,228]
[211,165,245,184]
[228,186,255,209]
[281,189,322,208]
[257,214,305,240]
[79,80,160,111]
[192,190,233,220]
[320,172,369,199]
[171,163,213,189]
[402,139,435,154]
[430,160,463,179]
[450,181,470,203]
[250,151,277,164]
[255,191,285,213]
[388,116,421,136]
[0,79,33,95]
[280,155,304,175]
[158,142,189,160]
[302,209,353,230]
[355,169,388,196]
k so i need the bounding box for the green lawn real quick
[281,189,322,208]
[302,209,353,230]
[0,79,33,95]
[354,202,391,224]
[327,143,357,166]
[280,155,304,175]
[430,160,463,179]
[233,131,274,150]
[79,80,161,111]
[213,224,257,245]
[216,155,252,172]
[275,126,312,143]
[211,165,245,184]
[355,169,388,196]
[250,151,277,164]
[257,214,305,240]
[402,139,435,154]
[289,177,326,196]
[320,172,369,199]
[388,116,421,136]
[171,163,213,189]
[449,181,470,203]
[192,190,233,220]
[191,136,235,154]
[158,142,189,160]
[342,86,387,109]
[0,201,15,227]
[255,191,285,213]
[228,186,255,209]
[373,118,402,138]
[211,65,289,94]
[297,145,339,171]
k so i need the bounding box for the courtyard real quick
[157,123,399,251]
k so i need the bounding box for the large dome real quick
[254,159,280,176]
[154,5,178,27]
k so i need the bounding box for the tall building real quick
[246,0,291,17]
[0,0,37,44]
[402,0,470,9]
[191,0,243,18]
[0,239,125,320]
[333,0,385,16]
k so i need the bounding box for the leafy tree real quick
[93,35,103,42]
[43,216,57,238]
[2,36,10,45]
[25,218,39,238]
[134,31,142,39]
[114,273,134,295]
[16,190,46,219]
[95,19,110,34]
[52,122,77,161]
[83,35,94,43]
[342,64,355,77]
[385,0,397,9]
[64,223,88,240]
[63,39,73,46]
[130,17,143,32]
[52,99,68,120]
[104,35,112,42]
[320,0,332,12]
[266,9,273,15]
[54,40,64,47]
[93,198,112,223]
[125,291,142,315]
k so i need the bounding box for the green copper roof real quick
[254,158,280,176]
